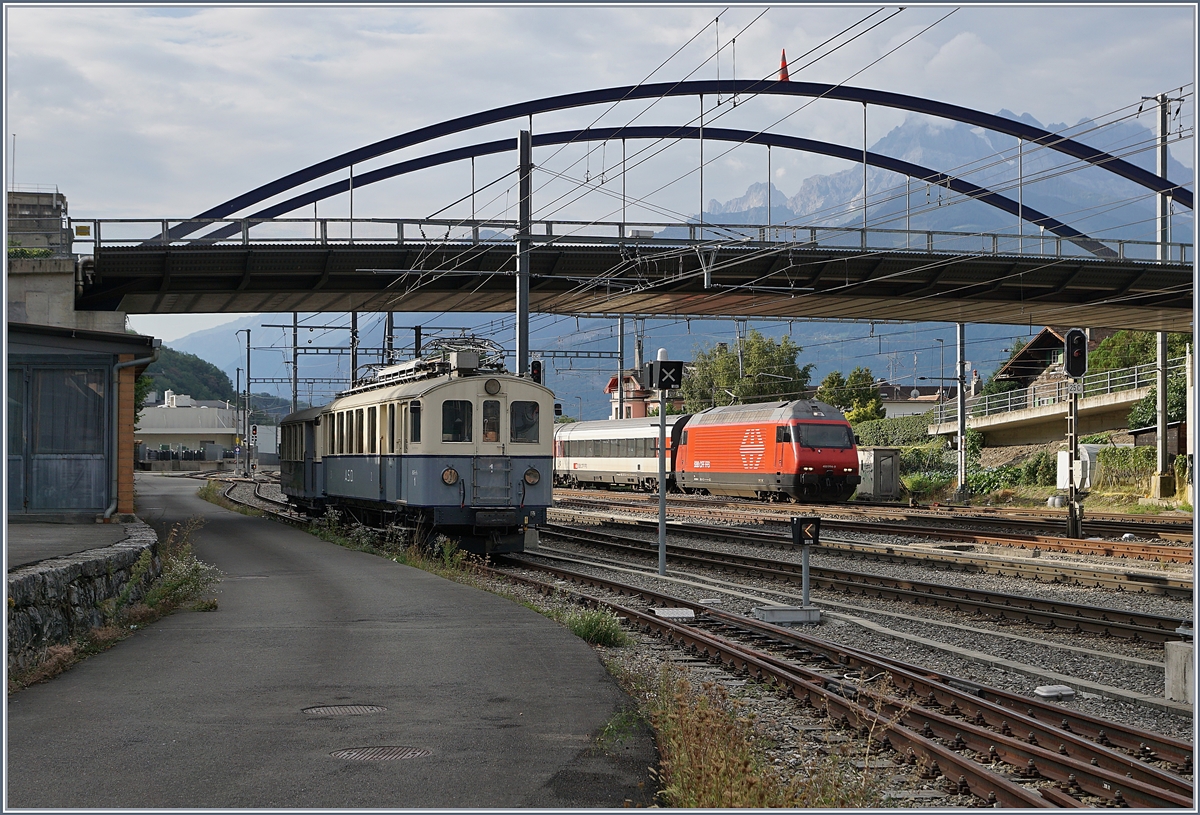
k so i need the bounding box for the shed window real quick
[442,400,472,442]
[33,369,105,454]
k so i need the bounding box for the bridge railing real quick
[931,356,1187,425]
[68,216,1191,264]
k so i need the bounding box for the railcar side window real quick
[510,401,539,443]
[337,412,345,454]
[442,400,473,442]
[483,400,500,442]
[368,407,377,454]
[801,424,853,449]
[355,409,364,454]
[411,402,421,443]
[386,404,394,453]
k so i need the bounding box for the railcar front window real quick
[442,400,472,442]
[483,400,500,442]
[510,401,539,443]
[801,424,853,449]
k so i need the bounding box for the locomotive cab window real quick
[442,400,472,442]
[776,425,793,443]
[801,424,853,449]
[483,400,500,442]
[510,401,539,443]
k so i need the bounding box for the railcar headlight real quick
[485,378,501,395]
[523,467,541,485]
[442,467,460,485]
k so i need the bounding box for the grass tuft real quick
[565,607,631,647]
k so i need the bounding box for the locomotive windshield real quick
[799,423,854,449]
[511,401,540,443]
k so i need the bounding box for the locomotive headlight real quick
[523,467,541,485]
[442,467,460,485]
[843,468,854,473]
[802,466,814,472]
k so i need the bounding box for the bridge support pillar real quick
[516,129,532,375]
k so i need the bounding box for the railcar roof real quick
[554,415,687,438]
[687,399,846,426]
[281,405,326,424]
[321,373,553,411]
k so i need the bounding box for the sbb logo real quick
[740,428,765,469]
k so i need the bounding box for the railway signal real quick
[529,359,543,384]
[1063,328,1088,378]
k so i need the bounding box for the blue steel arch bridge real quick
[72,79,1192,334]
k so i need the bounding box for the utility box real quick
[856,447,901,500]
[1057,443,1128,490]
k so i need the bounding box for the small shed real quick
[855,447,901,501]
[1129,421,1186,458]
[8,322,158,519]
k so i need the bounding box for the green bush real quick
[854,412,937,447]
[967,464,1022,494]
[566,608,631,647]
[1094,446,1157,490]
[1175,452,1191,488]
[901,471,954,500]
[1019,451,1058,487]
[899,443,952,475]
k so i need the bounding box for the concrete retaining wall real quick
[6,521,160,672]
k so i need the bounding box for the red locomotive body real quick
[675,400,860,501]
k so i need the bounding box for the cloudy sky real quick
[4,4,1195,341]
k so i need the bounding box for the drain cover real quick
[331,746,432,761]
[303,705,387,716]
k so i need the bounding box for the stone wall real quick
[6,521,160,672]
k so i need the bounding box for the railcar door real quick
[475,396,510,505]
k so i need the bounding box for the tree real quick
[680,330,815,412]
[814,367,884,423]
[842,367,885,423]
[142,346,236,402]
[1089,330,1189,375]
[814,371,847,405]
[978,339,1026,398]
[1128,373,1187,430]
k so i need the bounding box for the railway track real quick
[557,510,1194,599]
[212,479,1193,806]
[490,555,1194,808]
[539,524,1191,643]
[554,489,1195,546]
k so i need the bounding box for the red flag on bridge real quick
[779,49,790,82]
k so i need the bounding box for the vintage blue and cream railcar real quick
[280,350,553,554]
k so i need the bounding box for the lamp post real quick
[576,396,583,421]
[236,329,251,477]
[919,371,967,501]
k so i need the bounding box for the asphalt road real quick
[6,473,656,808]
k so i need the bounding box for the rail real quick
[68,216,1191,265]
[931,356,1187,424]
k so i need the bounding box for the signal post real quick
[1063,329,1087,538]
